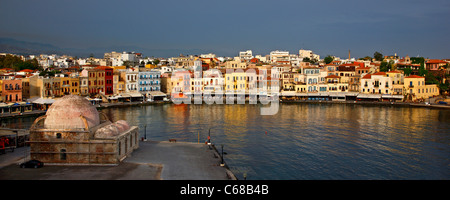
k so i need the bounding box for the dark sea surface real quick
[4,103,450,180]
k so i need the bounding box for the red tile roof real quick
[362,74,372,79]
[95,66,113,70]
[19,69,34,73]
[405,75,424,79]
[325,74,340,79]
[372,72,386,76]
[426,59,447,64]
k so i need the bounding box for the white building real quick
[270,50,290,63]
[239,50,253,61]
[138,69,161,97]
[299,49,320,60]
[125,68,138,93]
[122,52,137,62]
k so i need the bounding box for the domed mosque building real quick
[29,95,139,165]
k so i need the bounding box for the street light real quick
[220,144,228,167]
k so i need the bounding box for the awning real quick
[382,94,403,99]
[30,98,55,104]
[345,92,359,96]
[147,91,167,97]
[130,93,143,97]
[357,94,381,99]
[329,93,345,97]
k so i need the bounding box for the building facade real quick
[29,95,139,165]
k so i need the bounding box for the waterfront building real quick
[160,72,173,95]
[403,75,439,101]
[202,69,225,94]
[94,66,114,96]
[21,77,30,100]
[28,76,62,98]
[138,69,161,98]
[84,68,103,97]
[29,95,139,165]
[360,72,392,94]
[170,70,192,98]
[60,76,80,96]
[125,68,138,93]
[79,76,88,96]
[281,71,296,91]
[2,79,22,103]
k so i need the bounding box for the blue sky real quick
[1,0,449,58]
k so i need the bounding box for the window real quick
[60,149,67,160]
[56,133,62,139]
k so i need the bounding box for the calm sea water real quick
[4,103,450,180]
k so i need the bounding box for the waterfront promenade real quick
[0,141,235,180]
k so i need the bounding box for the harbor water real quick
[3,103,450,180]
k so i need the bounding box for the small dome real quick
[94,124,120,138]
[44,95,100,130]
[113,120,130,132]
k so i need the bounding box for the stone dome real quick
[94,123,120,138]
[44,95,100,130]
[112,120,130,132]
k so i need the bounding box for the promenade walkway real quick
[0,141,235,180]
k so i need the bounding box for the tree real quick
[0,54,40,71]
[402,67,412,76]
[359,56,372,61]
[380,60,394,72]
[374,51,383,61]
[303,57,317,64]
[324,55,334,64]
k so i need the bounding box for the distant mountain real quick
[0,37,233,58]
[0,38,63,55]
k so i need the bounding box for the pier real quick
[0,140,236,180]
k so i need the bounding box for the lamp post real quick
[144,125,147,141]
[220,144,227,167]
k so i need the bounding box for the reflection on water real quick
[2,103,449,180]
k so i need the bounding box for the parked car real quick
[20,160,44,168]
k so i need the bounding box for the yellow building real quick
[60,77,80,96]
[294,83,307,93]
[22,77,30,100]
[225,59,247,69]
[404,75,439,101]
[224,70,255,93]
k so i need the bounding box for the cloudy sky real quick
[1,0,449,58]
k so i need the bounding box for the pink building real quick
[170,70,192,99]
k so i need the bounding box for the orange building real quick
[2,79,22,103]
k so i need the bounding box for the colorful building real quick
[2,79,22,103]
[404,75,439,101]
[95,66,114,95]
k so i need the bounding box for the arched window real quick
[56,133,62,139]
